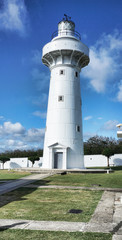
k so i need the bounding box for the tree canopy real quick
[0,156,10,169]
[28,156,40,167]
[0,136,121,159]
[84,135,122,155]
[0,149,43,158]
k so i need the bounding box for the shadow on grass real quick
[87,166,122,171]
[111,166,122,171]
[0,222,27,232]
[0,187,36,207]
[0,179,50,208]
[33,179,51,186]
[0,178,51,231]
[0,179,18,184]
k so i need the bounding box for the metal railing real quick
[52,30,81,40]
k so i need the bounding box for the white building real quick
[116,124,122,138]
[42,15,89,169]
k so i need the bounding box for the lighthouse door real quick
[54,152,63,169]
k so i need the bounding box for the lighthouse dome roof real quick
[58,14,75,32]
[58,20,75,32]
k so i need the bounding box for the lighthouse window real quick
[75,71,78,77]
[76,125,80,132]
[58,96,64,101]
[60,70,65,75]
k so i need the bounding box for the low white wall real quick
[109,154,122,166]
[0,154,122,169]
[84,155,107,167]
[4,158,30,169]
[33,157,43,168]
[0,162,3,169]
[0,157,43,169]
[84,154,122,167]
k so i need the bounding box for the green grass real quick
[0,188,102,222]
[111,166,122,170]
[34,171,122,188]
[0,229,112,240]
[87,166,122,170]
[0,170,31,182]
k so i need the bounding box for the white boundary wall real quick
[84,154,122,167]
[84,155,107,167]
[0,155,122,169]
[0,157,43,169]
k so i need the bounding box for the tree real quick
[117,141,122,153]
[0,149,43,158]
[102,147,115,167]
[84,135,108,155]
[0,156,10,169]
[84,135,118,155]
[28,156,40,167]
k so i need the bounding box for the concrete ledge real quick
[24,184,122,193]
[112,235,122,240]
[0,219,121,234]
[0,219,86,232]
[83,222,116,233]
[14,167,114,174]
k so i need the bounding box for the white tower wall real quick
[42,17,89,169]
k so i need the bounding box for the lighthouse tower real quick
[42,15,89,169]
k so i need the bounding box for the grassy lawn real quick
[34,171,122,188]
[0,170,31,182]
[0,229,112,240]
[87,166,122,170]
[0,187,102,222]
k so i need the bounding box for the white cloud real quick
[0,116,4,120]
[4,139,28,151]
[25,128,45,143]
[0,0,29,36]
[0,125,3,135]
[82,30,122,94]
[84,116,93,121]
[6,139,16,146]
[30,49,49,108]
[3,121,25,135]
[107,30,122,50]
[32,94,48,108]
[116,80,122,102]
[0,121,45,151]
[83,132,95,141]
[31,50,41,65]
[82,33,87,40]
[31,68,49,92]
[97,117,103,120]
[33,111,47,119]
[102,120,119,131]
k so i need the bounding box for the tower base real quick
[42,142,84,170]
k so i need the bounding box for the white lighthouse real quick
[42,15,89,169]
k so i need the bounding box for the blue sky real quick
[0,0,122,152]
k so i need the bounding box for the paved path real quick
[0,190,122,239]
[0,173,52,195]
[0,190,122,238]
[83,191,122,239]
[0,175,122,239]
[112,192,122,240]
[24,183,122,192]
[0,219,85,232]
